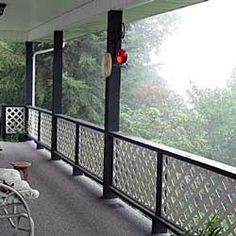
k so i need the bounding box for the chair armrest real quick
[0,168,39,202]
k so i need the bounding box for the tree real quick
[0,41,25,105]
[63,32,106,124]
[34,44,53,110]
[187,83,236,165]
[121,13,181,110]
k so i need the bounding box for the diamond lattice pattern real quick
[40,112,52,148]
[78,126,104,179]
[113,138,157,211]
[162,156,236,235]
[27,109,39,140]
[57,118,76,162]
[5,107,25,134]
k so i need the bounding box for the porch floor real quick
[0,141,151,236]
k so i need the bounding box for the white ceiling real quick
[0,0,206,42]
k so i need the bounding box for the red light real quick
[116,49,128,64]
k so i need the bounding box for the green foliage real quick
[62,75,89,117]
[187,83,236,165]
[0,41,25,104]
[2,133,27,142]
[62,32,106,124]
[179,214,223,236]
[121,15,180,110]
[34,43,53,109]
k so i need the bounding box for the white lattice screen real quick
[78,126,104,179]
[5,107,25,134]
[57,118,76,161]
[113,138,157,211]
[40,112,52,148]
[162,155,236,235]
[27,109,39,140]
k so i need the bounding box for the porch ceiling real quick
[0,0,206,42]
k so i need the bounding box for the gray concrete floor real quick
[0,141,152,236]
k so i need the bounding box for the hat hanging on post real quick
[101,52,112,78]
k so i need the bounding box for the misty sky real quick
[153,0,236,95]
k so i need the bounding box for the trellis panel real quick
[162,155,236,235]
[57,118,76,161]
[40,113,52,148]
[78,126,104,179]
[5,107,25,134]
[113,138,157,211]
[27,109,39,140]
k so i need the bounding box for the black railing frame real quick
[2,104,235,235]
[152,152,168,234]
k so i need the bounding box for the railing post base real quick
[73,167,83,176]
[36,143,44,150]
[23,134,31,141]
[51,152,60,161]
[102,187,116,199]
[51,116,59,161]
[152,219,168,235]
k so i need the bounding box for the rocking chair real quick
[0,168,39,236]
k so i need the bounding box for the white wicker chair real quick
[0,168,39,236]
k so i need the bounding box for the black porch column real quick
[25,42,33,105]
[51,31,63,160]
[103,10,123,198]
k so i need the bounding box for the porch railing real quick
[1,105,236,235]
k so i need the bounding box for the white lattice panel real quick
[57,118,76,161]
[27,109,39,140]
[113,139,157,211]
[162,156,236,235]
[78,126,104,179]
[5,107,25,134]
[40,112,52,148]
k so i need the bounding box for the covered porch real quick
[0,0,235,235]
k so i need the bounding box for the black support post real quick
[152,152,168,234]
[103,10,123,198]
[1,105,6,137]
[51,31,63,160]
[25,42,33,106]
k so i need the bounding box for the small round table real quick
[11,161,32,180]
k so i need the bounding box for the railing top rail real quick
[56,114,104,132]
[27,105,52,115]
[111,131,236,179]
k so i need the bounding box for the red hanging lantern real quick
[116,49,128,64]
